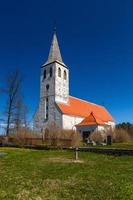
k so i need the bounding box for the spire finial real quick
[53,26,56,33]
[53,20,57,34]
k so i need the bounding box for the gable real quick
[76,112,106,126]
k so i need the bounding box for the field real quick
[86,142,133,149]
[0,148,133,200]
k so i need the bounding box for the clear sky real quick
[0,0,133,124]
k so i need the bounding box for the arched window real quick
[50,67,52,77]
[46,84,49,92]
[58,67,61,77]
[43,70,46,80]
[64,70,67,80]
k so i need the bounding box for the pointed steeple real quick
[46,30,63,64]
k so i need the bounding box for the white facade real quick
[62,114,84,130]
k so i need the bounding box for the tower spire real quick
[46,30,63,64]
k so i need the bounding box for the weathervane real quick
[53,21,57,33]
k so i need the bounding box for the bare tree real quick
[22,104,29,129]
[14,97,29,132]
[13,96,23,132]
[2,70,22,136]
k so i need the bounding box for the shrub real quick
[61,130,82,147]
[44,124,82,147]
[8,128,41,146]
[90,131,104,144]
[44,124,61,147]
[112,128,131,143]
[6,123,82,147]
[0,136,3,145]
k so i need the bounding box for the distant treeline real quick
[116,122,133,135]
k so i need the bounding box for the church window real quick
[50,67,52,77]
[45,97,49,120]
[58,67,61,77]
[43,70,46,80]
[46,84,49,91]
[64,70,67,80]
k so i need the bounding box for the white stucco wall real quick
[97,125,106,132]
[76,122,115,134]
[62,114,84,130]
[105,121,115,130]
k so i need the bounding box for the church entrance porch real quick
[76,125,97,138]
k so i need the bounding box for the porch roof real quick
[76,112,106,127]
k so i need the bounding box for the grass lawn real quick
[0,148,133,200]
[108,142,133,149]
[84,142,133,149]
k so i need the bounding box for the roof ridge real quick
[90,112,98,124]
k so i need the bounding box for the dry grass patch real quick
[47,156,84,163]
[113,129,131,143]
[43,179,62,190]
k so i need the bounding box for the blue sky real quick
[0,0,133,123]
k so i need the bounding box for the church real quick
[34,31,115,137]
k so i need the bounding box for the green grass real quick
[109,142,133,149]
[84,142,133,149]
[0,148,133,200]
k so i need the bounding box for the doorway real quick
[82,131,91,142]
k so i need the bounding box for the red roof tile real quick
[76,112,106,126]
[56,96,114,122]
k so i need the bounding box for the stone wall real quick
[55,62,69,104]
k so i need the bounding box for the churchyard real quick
[0,147,133,200]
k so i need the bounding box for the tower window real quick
[46,84,49,92]
[58,67,61,77]
[45,97,49,120]
[43,70,46,80]
[50,67,52,77]
[64,70,67,80]
[46,113,48,119]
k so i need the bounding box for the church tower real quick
[34,31,69,131]
[40,31,69,104]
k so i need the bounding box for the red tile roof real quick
[56,96,114,122]
[76,112,106,126]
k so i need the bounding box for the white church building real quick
[34,31,115,138]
